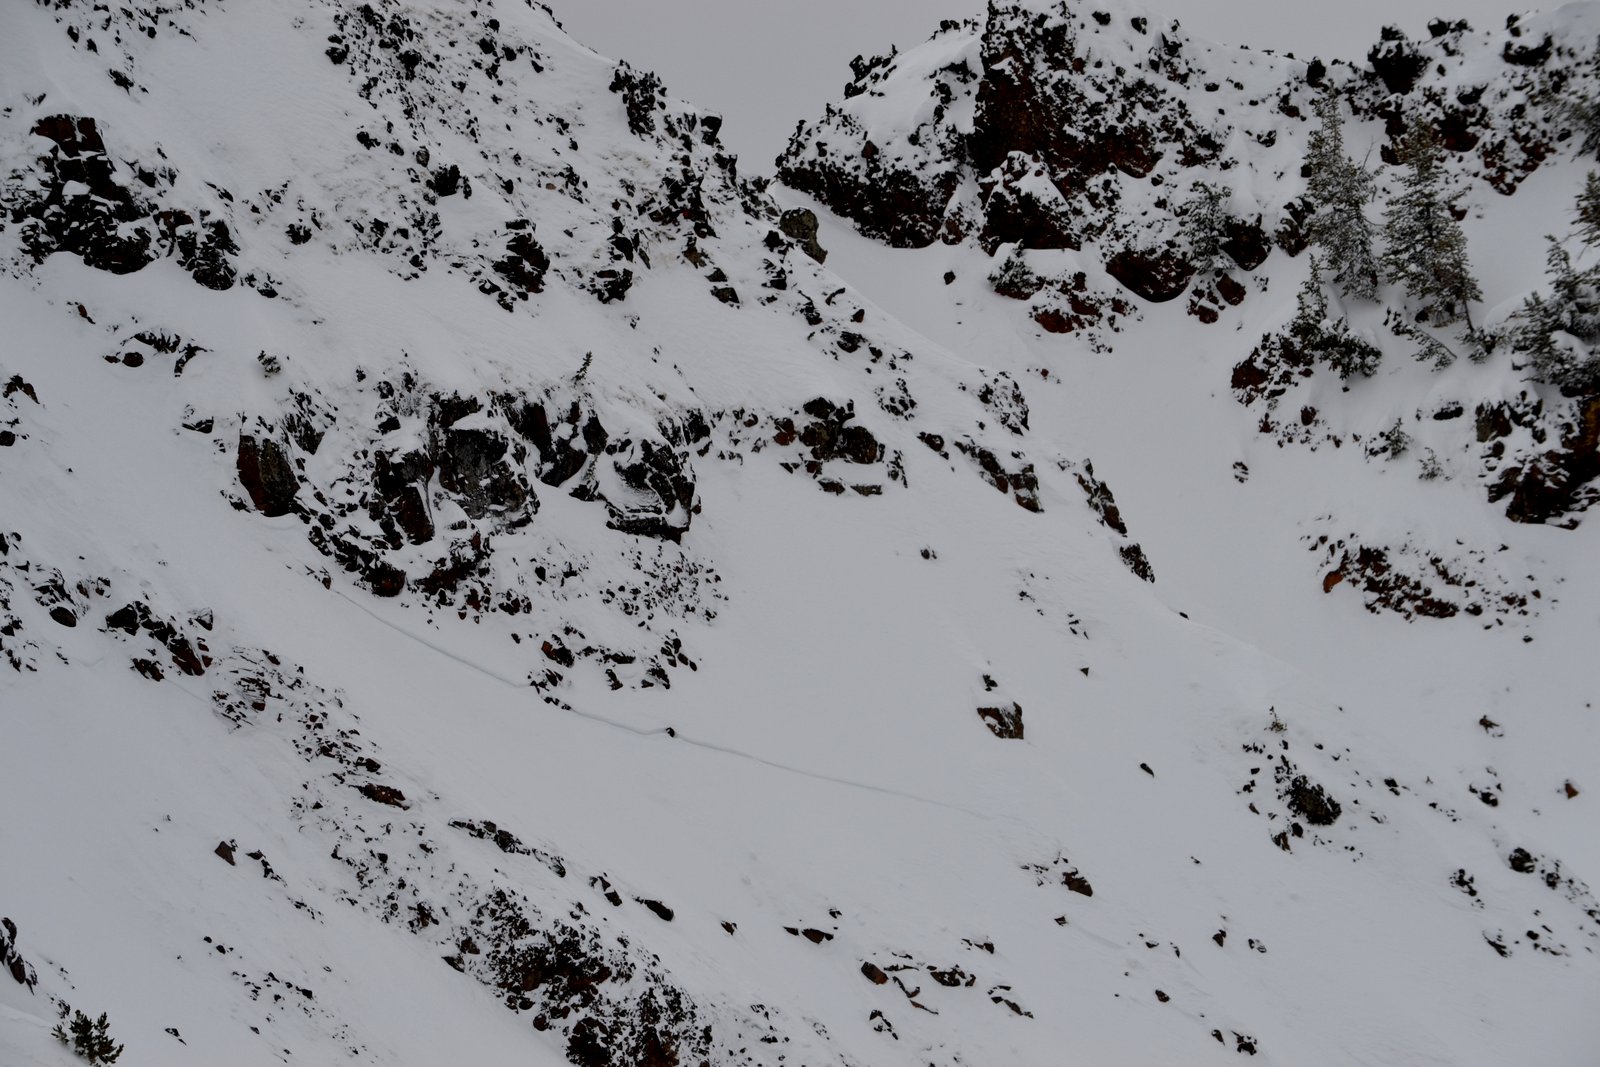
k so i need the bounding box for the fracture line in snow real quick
[329,587,995,821]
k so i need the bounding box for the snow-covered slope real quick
[1,1,1597,1065]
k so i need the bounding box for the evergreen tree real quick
[1515,239,1600,391]
[1504,180,1600,391]
[1381,124,1482,327]
[1564,58,1600,160]
[1384,308,1459,368]
[1289,255,1382,379]
[54,1009,123,1065]
[1292,253,1330,332]
[1179,181,1229,273]
[1305,93,1380,299]
[987,245,1042,299]
[1575,171,1600,248]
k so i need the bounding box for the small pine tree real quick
[1179,181,1229,274]
[1293,253,1330,329]
[1412,332,1456,369]
[1576,171,1600,248]
[1564,67,1600,160]
[1380,418,1411,459]
[1515,238,1600,392]
[1305,93,1380,299]
[987,247,1042,299]
[1381,124,1482,327]
[1291,255,1383,379]
[55,1009,123,1065]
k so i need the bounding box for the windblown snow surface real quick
[0,1,1596,1065]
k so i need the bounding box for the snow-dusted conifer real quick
[1381,124,1482,327]
[1179,181,1229,273]
[1290,254,1382,379]
[1292,253,1330,332]
[55,1010,123,1065]
[1576,171,1600,249]
[1517,239,1600,391]
[1305,93,1380,299]
[1567,79,1600,161]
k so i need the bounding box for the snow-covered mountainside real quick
[778,0,1600,529]
[1,0,1596,1065]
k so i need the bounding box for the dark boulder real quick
[237,434,300,517]
[977,702,1024,739]
[1221,218,1271,272]
[493,232,549,295]
[605,439,696,542]
[1502,35,1553,67]
[778,208,828,263]
[372,449,435,544]
[1284,775,1341,826]
[1105,248,1194,302]
[173,217,238,290]
[427,164,464,197]
[436,425,530,521]
[358,782,409,808]
[24,115,155,275]
[796,398,884,466]
[980,158,1080,251]
[591,267,634,304]
[1368,29,1429,95]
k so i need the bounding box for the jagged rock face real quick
[1485,393,1600,526]
[429,398,535,524]
[238,434,301,518]
[1104,248,1192,303]
[10,113,239,288]
[778,1,1600,316]
[966,6,1213,221]
[1,917,38,992]
[778,207,828,263]
[777,4,1294,270]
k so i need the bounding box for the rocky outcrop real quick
[779,143,960,248]
[431,399,535,525]
[1486,394,1600,527]
[105,599,212,678]
[1309,530,1536,621]
[237,434,301,518]
[977,702,1024,739]
[1105,247,1193,303]
[17,115,156,275]
[770,397,905,497]
[778,208,827,263]
[10,115,240,290]
[1,917,38,992]
[950,437,1041,513]
[602,438,697,542]
[1071,460,1154,582]
[776,7,1244,290]
[778,2,1600,337]
[506,396,701,541]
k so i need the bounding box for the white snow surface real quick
[0,1,1597,1065]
